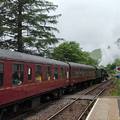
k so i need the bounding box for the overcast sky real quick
[49,0,120,52]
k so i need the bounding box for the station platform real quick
[86,97,120,120]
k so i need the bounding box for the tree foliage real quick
[52,41,98,65]
[81,51,98,66]
[89,49,102,64]
[0,0,60,54]
[105,58,120,74]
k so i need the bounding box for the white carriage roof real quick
[0,49,68,66]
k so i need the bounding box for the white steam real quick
[100,42,120,66]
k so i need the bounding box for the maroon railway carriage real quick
[0,49,69,108]
[68,62,96,86]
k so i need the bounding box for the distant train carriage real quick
[68,62,96,87]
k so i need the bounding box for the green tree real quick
[81,51,98,66]
[52,41,98,65]
[0,0,60,54]
[52,41,81,62]
[106,63,116,74]
[105,58,120,74]
[114,58,120,66]
[89,49,102,64]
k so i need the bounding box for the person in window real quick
[47,73,51,80]
[13,72,22,85]
[36,73,42,82]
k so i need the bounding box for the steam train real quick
[0,49,108,118]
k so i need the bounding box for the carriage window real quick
[73,69,76,77]
[54,66,58,80]
[28,67,32,80]
[61,67,65,79]
[0,64,3,86]
[71,69,75,77]
[46,65,51,80]
[35,65,42,82]
[67,70,69,79]
[12,64,24,85]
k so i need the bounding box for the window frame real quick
[27,66,32,81]
[25,64,34,83]
[47,65,52,81]
[44,64,52,81]
[60,66,66,79]
[12,63,24,86]
[54,65,58,80]
[35,64,43,82]
[0,62,4,87]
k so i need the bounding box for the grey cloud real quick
[50,0,120,64]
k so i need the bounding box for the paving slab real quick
[86,97,120,120]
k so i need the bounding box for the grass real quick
[111,78,120,96]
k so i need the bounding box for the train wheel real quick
[58,89,63,98]
[0,109,7,120]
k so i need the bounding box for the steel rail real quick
[77,89,105,120]
[77,81,112,120]
[46,81,111,120]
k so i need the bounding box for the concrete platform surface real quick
[86,97,120,120]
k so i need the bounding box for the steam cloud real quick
[100,41,120,66]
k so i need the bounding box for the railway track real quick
[12,80,112,120]
[46,80,112,120]
[77,88,106,120]
[77,81,112,120]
